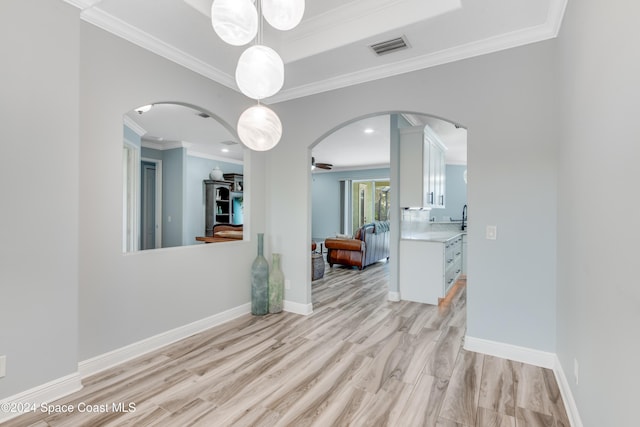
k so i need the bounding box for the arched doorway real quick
[309,112,467,305]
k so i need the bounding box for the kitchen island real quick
[399,230,465,305]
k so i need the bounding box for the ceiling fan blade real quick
[316,162,333,170]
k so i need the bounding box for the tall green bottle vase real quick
[251,233,269,315]
[269,253,284,313]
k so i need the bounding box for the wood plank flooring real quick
[3,261,570,426]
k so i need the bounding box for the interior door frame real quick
[141,157,162,249]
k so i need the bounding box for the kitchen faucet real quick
[461,204,467,231]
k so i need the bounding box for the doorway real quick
[140,158,162,250]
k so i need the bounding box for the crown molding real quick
[63,0,103,10]
[141,140,192,151]
[187,150,244,164]
[268,0,568,104]
[123,116,147,136]
[79,7,237,90]
[72,0,566,105]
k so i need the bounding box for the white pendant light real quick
[237,104,282,151]
[262,0,305,31]
[211,0,258,46]
[235,45,284,100]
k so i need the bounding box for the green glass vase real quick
[251,233,269,315]
[268,253,284,314]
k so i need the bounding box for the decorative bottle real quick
[251,233,269,315]
[268,253,284,313]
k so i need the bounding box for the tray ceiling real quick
[65,0,567,103]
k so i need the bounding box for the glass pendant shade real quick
[237,104,282,151]
[235,45,284,100]
[211,0,258,46]
[262,0,305,31]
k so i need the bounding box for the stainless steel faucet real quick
[461,204,467,231]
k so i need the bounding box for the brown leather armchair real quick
[324,221,390,270]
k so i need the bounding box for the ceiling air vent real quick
[370,36,409,56]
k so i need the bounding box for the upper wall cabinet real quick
[399,125,447,208]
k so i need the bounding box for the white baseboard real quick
[0,373,82,423]
[465,336,582,427]
[283,300,313,315]
[388,291,400,302]
[464,335,556,368]
[553,355,584,427]
[79,303,251,378]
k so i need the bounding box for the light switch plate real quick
[486,225,497,240]
[0,355,6,378]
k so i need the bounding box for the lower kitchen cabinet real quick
[399,234,463,305]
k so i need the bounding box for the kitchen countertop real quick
[401,230,466,242]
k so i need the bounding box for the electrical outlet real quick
[486,225,497,240]
[0,355,6,378]
[285,279,291,290]
[574,358,579,385]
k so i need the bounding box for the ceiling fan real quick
[312,157,333,170]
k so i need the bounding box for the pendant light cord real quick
[257,0,263,45]
[257,0,263,106]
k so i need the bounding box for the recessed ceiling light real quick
[364,128,375,134]
[135,104,153,114]
[221,148,230,153]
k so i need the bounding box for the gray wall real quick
[78,21,266,361]
[6,2,637,424]
[161,148,186,248]
[141,146,186,248]
[0,0,79,398]
[430,165,467,222]
[557,1,640,425]
[267,40,559,351]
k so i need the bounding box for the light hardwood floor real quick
[3,261,570,426]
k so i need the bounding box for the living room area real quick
[310,113,467,285]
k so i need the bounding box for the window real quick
[350,179,390,234]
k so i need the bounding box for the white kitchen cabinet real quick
[399,125,446,208]
[399,234,463,305]
[427,125,446,208]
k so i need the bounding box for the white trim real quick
[283,300,313,316]
[78,303,251,378]
[123,115,147,136]
[63,0,101,9]
[141,140,192,151]
[79,7,236,90]
[0,373,82,423]
[553,356,584,427]
[187,150,244,165]
[267,0,568,104]
[464,335,556,369]
[464,336,582,426]
[387,291,400,302]
[75,0,566,104]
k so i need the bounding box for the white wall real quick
[557,1,640,425]
[0,0,80,398]
[267,40,559,351]
[78,23,266,360]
